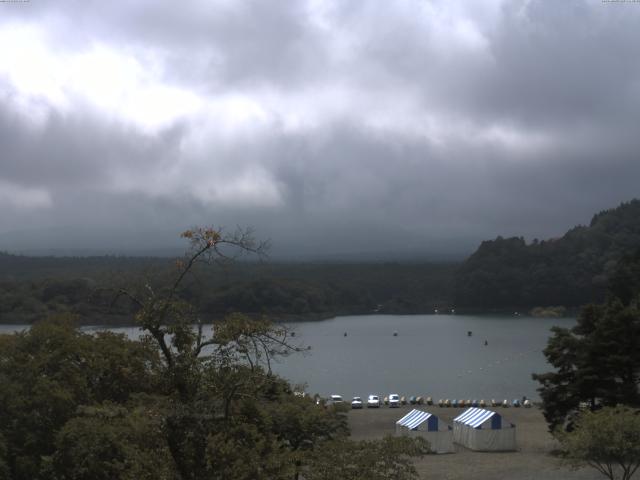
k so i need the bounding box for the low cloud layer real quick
[1,0,639,258]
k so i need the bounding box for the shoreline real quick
[0,308,579,327]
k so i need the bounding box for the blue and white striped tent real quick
[453,408,516,451]
[397,409,439,431]
[454,407,502,429]
[395,409,454,453]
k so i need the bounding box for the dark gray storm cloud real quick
[1,0,639,258]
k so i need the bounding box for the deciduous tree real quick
[304,435,430,480]
[557,406,640,480]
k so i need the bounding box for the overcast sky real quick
[1,0,639,258]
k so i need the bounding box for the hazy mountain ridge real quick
[2,199,640,324]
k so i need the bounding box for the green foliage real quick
[0,432,10,480]
[608,249,640,306]
[455,199,640,308]
[0,315,160,480]
[52,403,177,480]
[113,228,344,479]
[1,253,456,324]
[0,314,349,480]
[304,435,430,480]
[205,422,294,480]
[265,394,349,451]
[0,227,435,480]
[533,252,640,431]
[533,299,640,431]
[557,406,640,480]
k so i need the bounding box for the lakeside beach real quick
[348,405,601,480]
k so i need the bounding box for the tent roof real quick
[396,409,433,429]
[454,408,498,428]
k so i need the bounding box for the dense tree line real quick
[0,252,159,281]
[4,198,640,324]
[454,199,640,309]
[0,254,456,324]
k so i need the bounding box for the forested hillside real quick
[0,253,456,324]
[3,199,640,323]
[454,200,640,309]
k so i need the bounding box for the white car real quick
[388,394,400,408]
[367,394,381,408]
[329,394,344,405]
[351,396,363,409]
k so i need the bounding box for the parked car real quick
[367,394,381,408]
[388,394,400,407]
[351,396,363,409]
[329,394,344,405]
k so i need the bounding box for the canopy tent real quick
[453,407,516,451]
[395,409,454,454]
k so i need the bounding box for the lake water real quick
[0,314,573,401]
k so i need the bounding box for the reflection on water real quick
[0,314,573,401]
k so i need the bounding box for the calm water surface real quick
[0,314,574,401]
[270,314,574,401]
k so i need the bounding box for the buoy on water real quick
[393,331,398,336]
[467,331,473,337]
[344,332,347,337]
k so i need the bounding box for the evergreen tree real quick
[534,253,640,431]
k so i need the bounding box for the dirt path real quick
[347,405,601,480]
